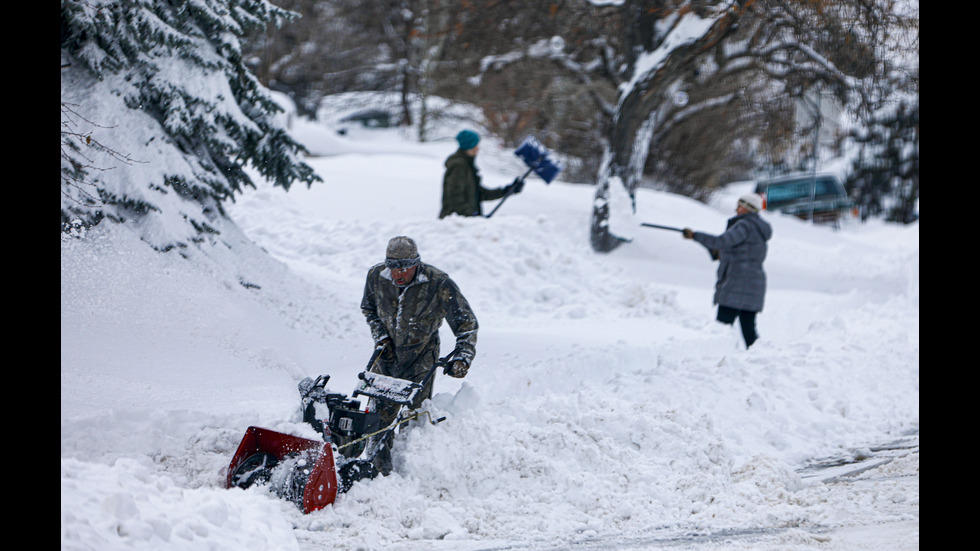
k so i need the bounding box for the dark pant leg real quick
[716,305,738,324]
[366,361,400,475]
[717,306,758,349]
[369,399,399,475]
[737,310,758,348]
[366,350,437,475]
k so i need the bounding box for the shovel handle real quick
[485,188,514,218]
[641,223,719,261]
[640,223,684,232]
[485,173,528,218]
[486,157,542,219]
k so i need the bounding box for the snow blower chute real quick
[225,426,337,513]
[225,348,448,513]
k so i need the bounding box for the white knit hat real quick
[738,193,763,213]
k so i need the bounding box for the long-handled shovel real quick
[640,222,684,232]
[642,222,719,260]
[486,136,564,218]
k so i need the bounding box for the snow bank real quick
[62,108,917,550]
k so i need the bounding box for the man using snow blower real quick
[439,129,523,218]
[360,235,479,474]
[682,193,772,349]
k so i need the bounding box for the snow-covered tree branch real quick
[61,0,321,252]
[583,0,917,251]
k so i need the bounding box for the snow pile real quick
[62,457,299,550]
[61,98,917,550]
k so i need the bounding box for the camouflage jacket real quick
[360,262,478,380]
[439,149,508,218]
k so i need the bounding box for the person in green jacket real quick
[439,130,523,218]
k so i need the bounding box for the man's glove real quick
[508,178,524,195]
[377,338,395,361]
[682,228,695,239]
[444,360,469,378]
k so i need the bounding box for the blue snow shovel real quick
[485,136,564,218]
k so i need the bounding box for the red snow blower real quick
[225,426,337,513]
[225,347,449,513]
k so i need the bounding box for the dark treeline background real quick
[242,0,918,226]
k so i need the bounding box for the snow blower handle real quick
[434,348,467,380]
[366,338,398,372]
[365,345,383,373]
[359,343,454,389]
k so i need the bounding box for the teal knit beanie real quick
[456,130,480,150]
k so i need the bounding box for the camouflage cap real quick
[385,236,420,269]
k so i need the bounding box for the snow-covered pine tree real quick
[846,99,919,224]
[61,0,321,252]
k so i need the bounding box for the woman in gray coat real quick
[683,193,773,348]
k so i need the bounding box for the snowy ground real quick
[61,98,918,550]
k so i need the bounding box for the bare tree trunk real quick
[591,3,742,252]
[400,66,415,128]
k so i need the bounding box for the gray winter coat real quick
[693,212,773,312]
[361,262,478,381]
